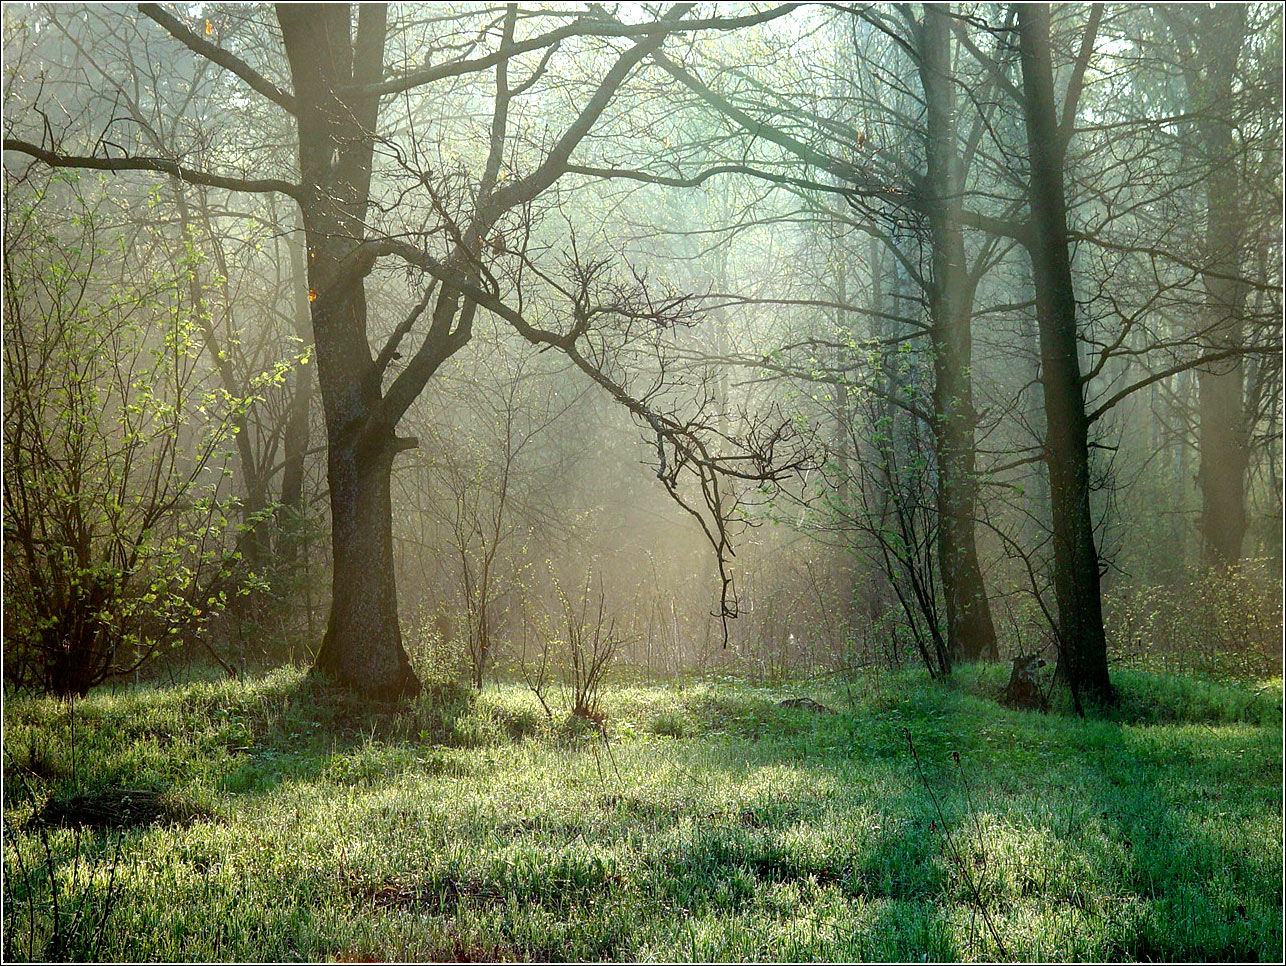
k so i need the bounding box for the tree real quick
[6,3,325,666]
[1015,3,1112,705]
[607,4,1004,664]
[1170,5,1253,567]
[5,2,801,697]
[417,344,584,690]
[913,4,1000,661]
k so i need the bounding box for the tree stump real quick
[1000,654,1049,711]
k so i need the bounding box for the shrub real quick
[2,177,248,696]
[1104,558,1282,679]
[649,711,687,738]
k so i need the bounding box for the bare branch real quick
[2,137,302,200]
[1058,4,1103,156]
[1088,346,1278,424]
[356,4,802,99]
[138,3,297,113]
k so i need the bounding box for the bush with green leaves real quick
[2,173,259,695]
[1104,558,1282,679]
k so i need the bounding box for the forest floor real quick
[3,663,1281,962]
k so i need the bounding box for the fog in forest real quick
[3,4,1284,962]
[3,2,1280,704]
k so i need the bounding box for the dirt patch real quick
[356,860,621,917]
[746,854,847,886]
[358,877,507,913]
[38,787,209,829]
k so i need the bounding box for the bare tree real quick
[4,3,802,697]
[1015,3,1111,705]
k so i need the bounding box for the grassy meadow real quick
[3,664,1282,962]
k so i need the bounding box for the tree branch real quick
[481,3,695,219]
[355,4,801,99]
[1088,345,1277,423]
[2,138,302,200]
[648,49,1028,244]
[1058,3,1103,158]
[138,3,297,114]
[374,280,438,377]
[1068,229,1282,293]
[565,161,853,198]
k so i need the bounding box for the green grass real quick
[3,664,1281,962]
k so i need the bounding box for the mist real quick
[2,4,1282,961]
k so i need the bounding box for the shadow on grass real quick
[3,670,488,819]
[642,678,963,959]
[7,665,1279,961]
[669,671,1280,961]
[1081,723,1282,961]
[214,673,481,797]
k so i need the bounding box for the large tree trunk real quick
[1191,6,1251,568]
[313,429,417,698]
[1198,335,1250,567]
[278,3,420,699]
[919,5,998,663]
[1016,3,1112,705]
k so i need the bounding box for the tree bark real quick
[1016,3,1111,704]
[312,429,417,697]
[918,5,998,662]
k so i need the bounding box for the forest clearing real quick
[2,2,1282,962]
[4,665,1281,961]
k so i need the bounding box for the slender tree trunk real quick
[832,260,857,637]
[1017,3,1111,704]
[1191,6,1251,567]
[712,243,732,440]
[277,226,315,565]
[919,5,998,662]
[173,183,268,543]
